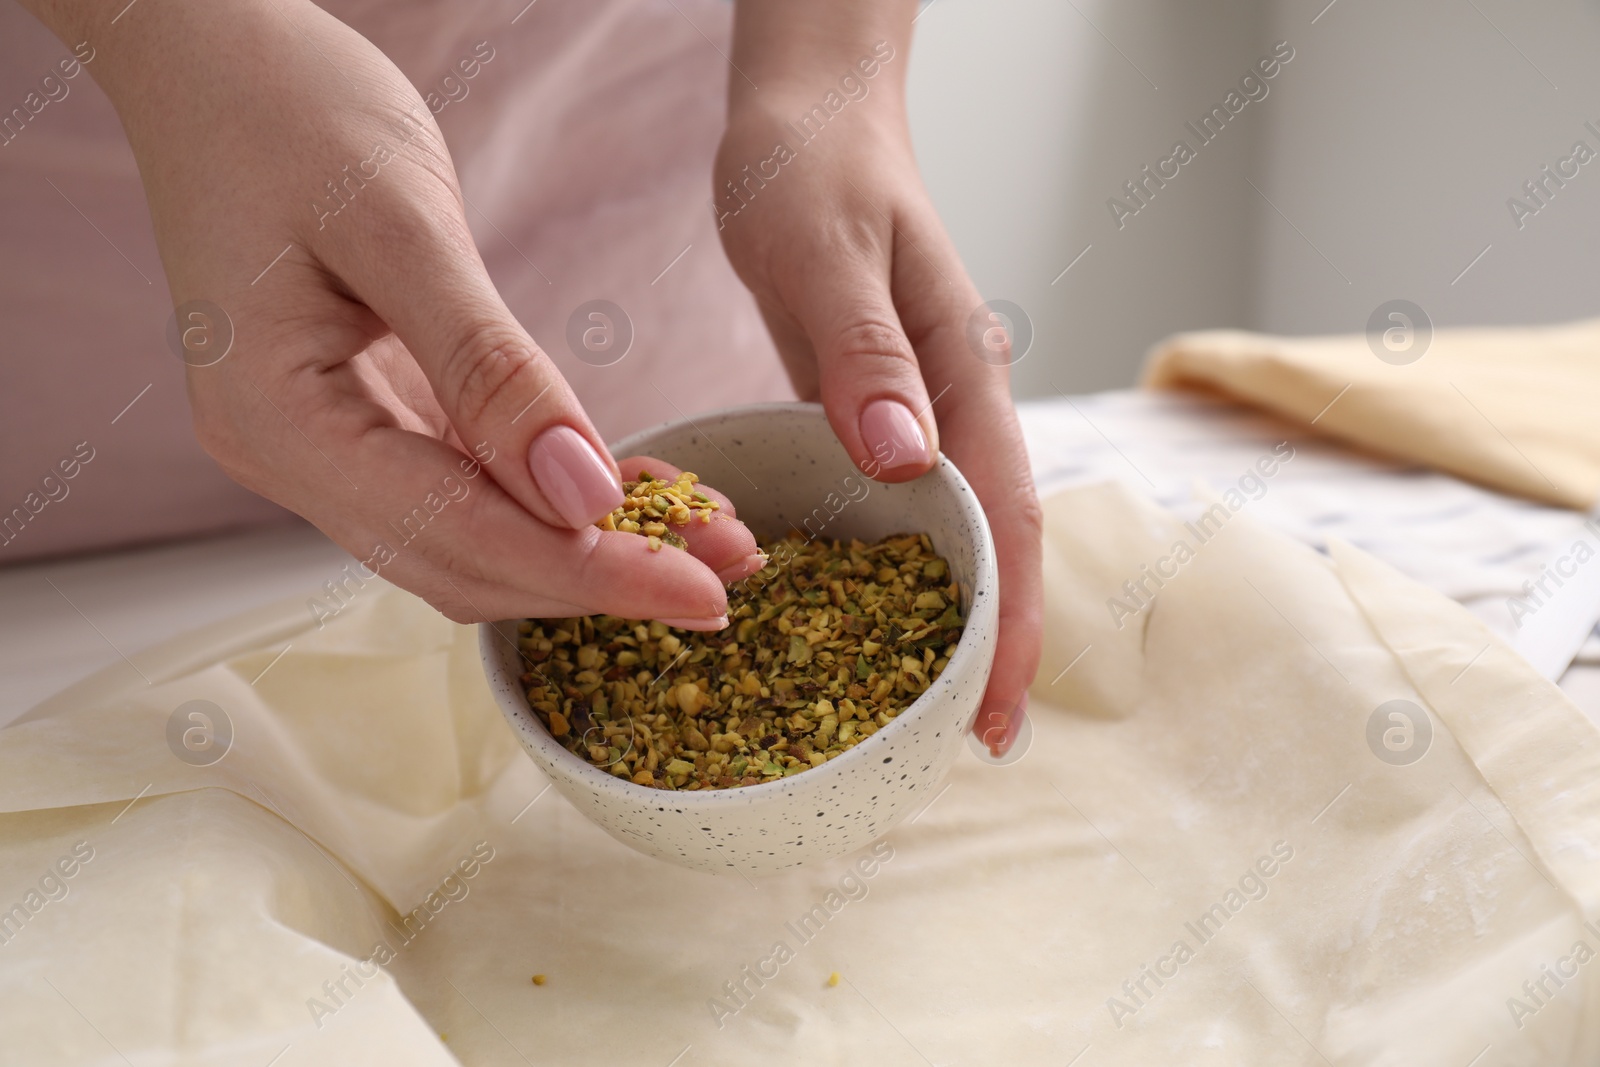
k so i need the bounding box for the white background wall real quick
[906,0,1600,398]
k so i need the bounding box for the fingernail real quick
[991,694,1028,758]
[859,399,932,473]
[715,552,769,586]
[657,615,729,632]
[528,425,623,528]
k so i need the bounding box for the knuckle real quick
[831,319,917,369]
[434,598,482,625]
[414,564,488,624]
[356,159,460,235]
[441,329,541,425]
[1014,490,1046,541]
[190,406,233,462]
[191,393,254,477]
[989,458,1046,542]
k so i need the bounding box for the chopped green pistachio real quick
[518,531,963,791]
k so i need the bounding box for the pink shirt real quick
[0,0,790,563]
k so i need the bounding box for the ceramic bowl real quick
[480,402,997,874]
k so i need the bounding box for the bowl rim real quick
[482,401,997,809]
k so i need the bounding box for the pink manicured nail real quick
[715,553,769,586]
[657,615,729,632]
[528,425,622,528]
[991,694,1028,758]
[859,399,931,473]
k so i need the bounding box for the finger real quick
[616,455,767,585]
[777,220,939,484]
[228,363,731,628]
[957,423,1043,755]
[971,484,1045,755]
[348,430,734,626]
[889,208,1044,754]
[308,161,623,532]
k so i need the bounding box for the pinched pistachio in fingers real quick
[596,470,736,553]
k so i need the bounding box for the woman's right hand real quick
[25,0,763,627]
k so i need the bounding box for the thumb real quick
[778,254,940,484]
[324,197,623,531]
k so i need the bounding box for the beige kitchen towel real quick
[1143,316,1600,508]
[4,481,1600,1065]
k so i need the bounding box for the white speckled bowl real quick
[481,402,997,874]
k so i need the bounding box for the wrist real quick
[728,0,915,112]
[15,0,283,114]
[727,37,907,128]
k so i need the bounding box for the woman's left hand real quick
[715,10,1043,755]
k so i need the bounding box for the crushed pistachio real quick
[516,531,963,791]
[596,470,720,551]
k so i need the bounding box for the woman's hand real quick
[719,1,1044,753]
[25,0,763,628]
